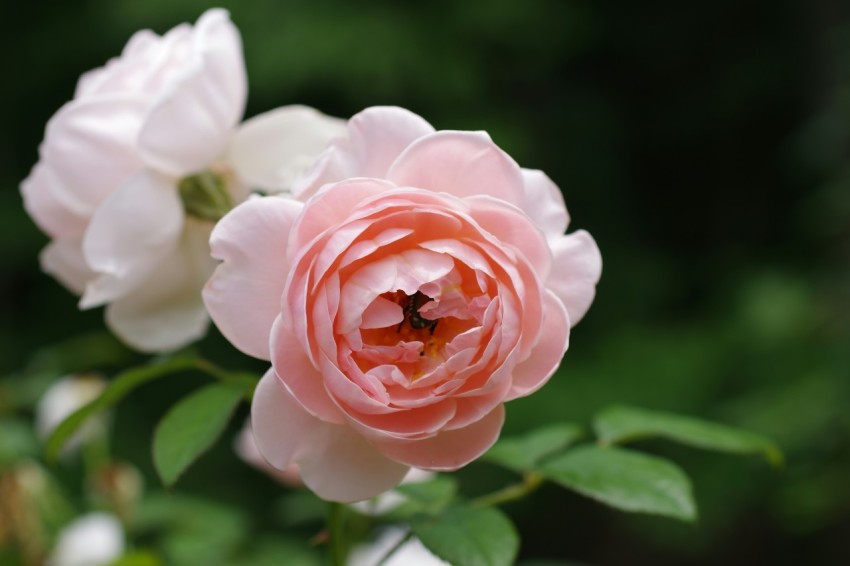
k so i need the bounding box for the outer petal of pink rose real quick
[138,9,246,177]
[372,405,505,471]
[234,418,303,487]
[505,289,570,401]
[80,170,183,308]
[386,131,525,207]
[252,369,409,502]
[289,178,397,255]
[40,239,95,295]
[271,320,346,424]
[204,196,303,360]
[547,230,602,326]
[228,105,347,193]
[520,168,570,239]
[465,194,552,281]
[293,106,434,200]
[104,218,215,353]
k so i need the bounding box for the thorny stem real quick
[470,471,545,508]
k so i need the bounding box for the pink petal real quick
[505,289,570,401]
[372,404,505,470]
[520,168,570,238]
[386,131,525,207]
[80,170,183,308]
[293,106,434,200]
[465,195,552,281]
[138,10,246,176]
[290,178,397,255]
[104,218,215,352]
[204,195,303,360]
[40,239,95,295]
[347,106,435,176]
[270,319,346,424]
[228,105,346,193]
[547,230,602,326]
[252,369,409,502]
[360,297,404,329]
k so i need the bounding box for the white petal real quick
[252,369,409,502]
[40,239,96,295]
[81,170,183,308]
[228,105,347,193]
[104,218,215,353]
[48,513,124,566]
[21,163,90,240]
[547,230,602,326]
[204,195,303,360]
[138,9,246,176]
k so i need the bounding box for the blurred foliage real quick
[1,0,849,564]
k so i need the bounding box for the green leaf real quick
[540,445,697,522]
[594,405,783,466]
[484,423,583,472]
[382,476,459,519]
[134,492,248,565]
[412,505,519,566]
[153,383,246,486]
[0,418,40,466]
[45,358,202,462]
[44,357,258,463]
[109,550,163,566]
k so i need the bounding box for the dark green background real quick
[1,1,849,564]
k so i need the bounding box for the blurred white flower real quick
[36,374,106,454]
[21,8,345,353]
[348,526,449,566]
[47,512,124,566]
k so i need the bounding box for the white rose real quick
[21,8,345,352]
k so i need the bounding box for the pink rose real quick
[20,9,345,352]
[204,107,601,501]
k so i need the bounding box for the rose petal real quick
[270,320,346,424]
[505,289,570,401]
[252,369,409,502]
[372,404,505,470]
[21,163,90,240]
[465,194,552,281]
[21,95,148,239]
[204,195,303,360]
[228,105,346,193]
[80,170,183,308]
[293,106,434,200]
[386,131,525,207]
[104,218,215,353]
[40,239,95,295]
[138,9,246,176]
[289,178,397,254]
[547,230,602,326]
[520,168,570,238]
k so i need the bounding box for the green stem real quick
[376,529,413,566]
[470,472,544,508]
[329,502,347,566]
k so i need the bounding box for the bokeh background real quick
[1,0,849,564]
